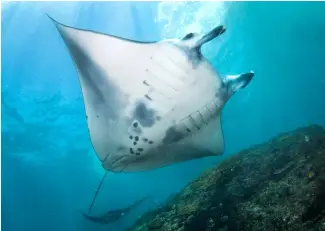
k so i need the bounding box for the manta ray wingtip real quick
[45,13,57,23]
[45,14,66,30]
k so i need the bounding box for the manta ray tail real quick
[88,171,108,214]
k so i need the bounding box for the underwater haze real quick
[1,1,325,231]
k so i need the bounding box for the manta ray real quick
[48,15,254,212]
[80,196,151,224]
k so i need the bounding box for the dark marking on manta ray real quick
[133,101,157,127]
[162,127,186,144]
[130,148,134,154]
[133,141,137,146]
[133,122,138,128]
[182,32,195,40]
[143,80,150,86]
[137,148,144,152]
[215,88,228,102]
[135,136,139,141]
[205,106,213,116]
[117,146,126,151]
[143,138,148,142]
[102,153,110,163]
[96,115,99,118]
[180,46,202,68]
[186,128,191,133]
[189,115,200,130]
[132,127,142,135]
[135,152,140,155]
[197,111,207,125]
[145,94,152,101]
[129,135,133,140]
[148,141,153,144]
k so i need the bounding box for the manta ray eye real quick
[182,33,194,40]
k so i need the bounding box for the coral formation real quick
[128,125,325,231]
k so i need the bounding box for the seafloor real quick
[128,125,325,231]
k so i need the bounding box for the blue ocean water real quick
[1,1,325,231]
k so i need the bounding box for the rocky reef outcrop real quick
[127,125,325,231]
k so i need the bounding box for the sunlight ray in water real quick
[157,1,228,39]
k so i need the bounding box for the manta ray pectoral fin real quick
[195,25,226,49]
[191,113,225,156]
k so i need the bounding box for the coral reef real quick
[128,125,325,231]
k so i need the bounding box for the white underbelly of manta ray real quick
[49,16,254,172]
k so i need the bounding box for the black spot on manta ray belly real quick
[133,101,157,127]
[132,126,142,135]
[127,132,155,156]
[127,118,156,156]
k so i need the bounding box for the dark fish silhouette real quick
[2,98,25,125]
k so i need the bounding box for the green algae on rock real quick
[128,125,325,231]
